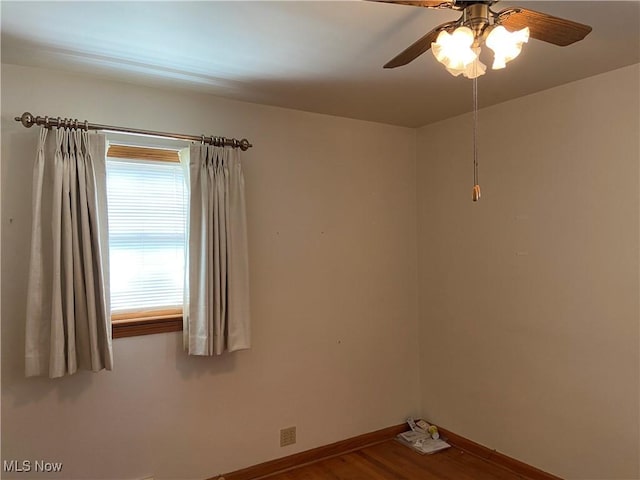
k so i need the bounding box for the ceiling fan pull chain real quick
[472,76,481,202]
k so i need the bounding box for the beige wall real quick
[1,64,420,479]
[417,64,640,480]
[3,61,639,480]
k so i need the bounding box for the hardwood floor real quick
[262,439,529,480]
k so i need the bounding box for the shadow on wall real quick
[173,331,238,380]
[2,331,240,409]
[2,370,95,409]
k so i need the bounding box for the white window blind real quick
[106,155,187,314]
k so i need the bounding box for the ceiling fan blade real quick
[369,0,454,8]
[384,21,457,68]
[498,7,592,46]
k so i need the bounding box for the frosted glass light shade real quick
[485,25,530,69]
[432,27,477,72]
[445,47,486,78]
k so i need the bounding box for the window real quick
[106,144,187,338]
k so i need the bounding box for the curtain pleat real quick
[26,127,113,378]
[185,144,250,356]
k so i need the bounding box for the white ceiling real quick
[2,1,639,127]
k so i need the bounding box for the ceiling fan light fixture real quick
[432,26,477,72]
[485,25,530,69]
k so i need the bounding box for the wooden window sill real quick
[112,309,183,339]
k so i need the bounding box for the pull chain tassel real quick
[472,184,481,202]
[472,76,480,202]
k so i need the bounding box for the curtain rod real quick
[14,112,253,151]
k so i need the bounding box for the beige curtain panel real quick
[26,127,113,378]
[184,144,251,355]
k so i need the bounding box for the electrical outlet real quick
[280,426,296,447]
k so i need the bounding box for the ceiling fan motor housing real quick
[451,0,496,10]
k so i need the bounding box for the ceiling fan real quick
[373,0,592,78]
[371,1,592,201]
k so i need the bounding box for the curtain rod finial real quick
[239,139,252,151]
[16,112,35,128]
